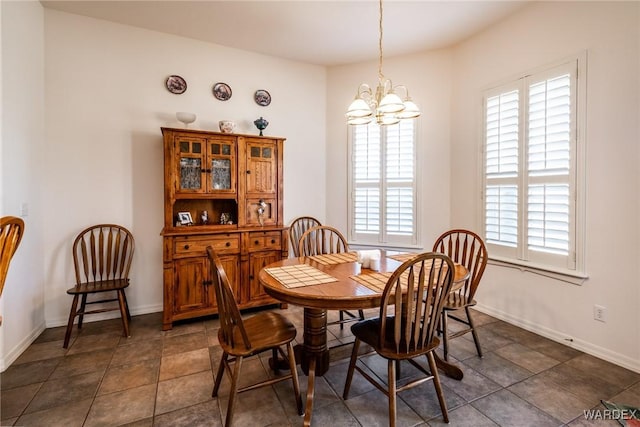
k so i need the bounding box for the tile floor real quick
[1,305,639,426]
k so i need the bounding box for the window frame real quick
[481,54,588,281]
[347,120,419,248]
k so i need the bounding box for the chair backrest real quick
[288,216,321,257]
[207,246,251,350]
[378,252,455,354]
[298,225,348,257]
[0,216,25,297]
[72,224,135,284]
[432,229,487,300]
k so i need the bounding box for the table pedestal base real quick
[299,308,329,426]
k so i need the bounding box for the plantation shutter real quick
[385,121,415,236]
[485,88,520,251]
[353,124,381,234]
[526,72,572,258]
[350,120,417,246]
[483,59,579,271]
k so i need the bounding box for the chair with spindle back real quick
[433,229,488,360]
[63,224,135,348]
[0,216,25,326]
[298,225,365,329]
[343,252,455,426]
[207,246,303,427]
[288,216,321,257]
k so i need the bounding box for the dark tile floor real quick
[1,306,639,426]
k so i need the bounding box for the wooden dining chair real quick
[288,216,321,257]
[0,216,25,326]
[207,246,303,427]
[343,252,455,426]
[433,229,488,360]
[63,224,135,348]
[298,225,365,329]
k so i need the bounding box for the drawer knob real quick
[254,240,259,245]
[184,244,190,250]
[225,242,231,247]
[271,239,276,244]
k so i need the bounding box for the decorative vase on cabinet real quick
[160,127,288,330]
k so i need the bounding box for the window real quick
[348,120,417,247]
[483,57,585,275]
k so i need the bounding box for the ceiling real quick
[41,0,529,67]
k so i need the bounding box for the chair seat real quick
[351,317,440,360]
[219,311,297,357]
[443,293,477,310]
[66,278,130,295]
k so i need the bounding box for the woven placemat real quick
[387,252,419,263]
[350,271,394,293]
[309,252,358,265]
[351,259,444,293]
[264,264,338,288]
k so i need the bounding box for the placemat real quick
[350,271,395,293]
[351,259,444,293]
[387,252,419,263]
[264,264,338,288]
[309,252,358,265]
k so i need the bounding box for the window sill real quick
[488,256,588,285]
[348,242,424,252]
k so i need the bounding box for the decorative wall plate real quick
[213,82,232,101]
[165,75,187,94]
[254,89,271,106]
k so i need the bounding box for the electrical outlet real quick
[594,305,606,322]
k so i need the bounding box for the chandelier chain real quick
[378,0,384,81]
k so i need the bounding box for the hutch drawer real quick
[173,234,240,257]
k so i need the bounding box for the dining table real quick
[258,250,469,427]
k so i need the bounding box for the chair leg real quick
[342,338,361,399]
[339,310,345,329]
[466,306,483,358]
[427,351,449,423]
[212,352,228,397]
[388,358,397,427]
[224,355,243,427]
[63,295,79,349]
[358,309,365,320]
[77,294,88,330]
[123,291,132,321]
[442,310,450,361]
[117,289,131,338]
[271,348,280,374]
[287,342,303,415]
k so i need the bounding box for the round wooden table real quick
[259,251,469,426]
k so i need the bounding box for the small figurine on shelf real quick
[257,199,267,226]
[201,210,209,225]
[253,117,269,136]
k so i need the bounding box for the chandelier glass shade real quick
[346,0,420,126]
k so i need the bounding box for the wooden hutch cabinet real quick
[161,127,287,330]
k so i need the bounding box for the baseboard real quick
[474,303,640,374]
[45,303,164,328]
[0,321,46,372]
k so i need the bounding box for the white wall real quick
[326,49,454,248]
[41,9,326,331]
[450,1,640,371]
[0,0,46,370]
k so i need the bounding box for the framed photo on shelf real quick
[177,212,193,225]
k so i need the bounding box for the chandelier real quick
[346,0,420,126]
